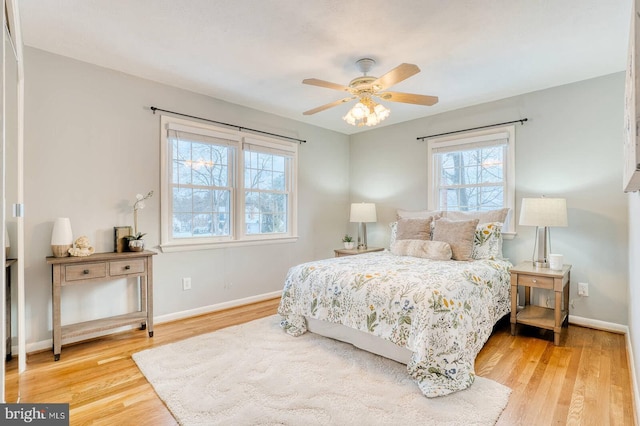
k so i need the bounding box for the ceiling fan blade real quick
[371,63,420,91]
[302,78,351,92]
[303,96,356,115]
[377,91,439,106]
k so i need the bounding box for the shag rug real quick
[133,316,510,425]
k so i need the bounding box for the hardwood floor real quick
[6,298,635,425]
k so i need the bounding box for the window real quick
[427,125,515,234]
[160,116,298,251]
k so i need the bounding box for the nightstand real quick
[334,247,384,257]
[510,262,571,345]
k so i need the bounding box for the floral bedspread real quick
[278,251,512,397]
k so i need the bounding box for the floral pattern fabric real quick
[471,222,504,260]
[278,251,512,397]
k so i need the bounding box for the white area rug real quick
[133,316,510,425]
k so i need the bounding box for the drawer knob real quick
[125,265,131,270]
[532,279,537,283]
[83,269,90,274]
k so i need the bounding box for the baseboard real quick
[568,315,628,334]
[154,290,282,324]
[25,290,282,354]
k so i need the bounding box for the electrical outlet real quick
[578,282,589,297]
[182,277,192,291]
[224,282,233,290]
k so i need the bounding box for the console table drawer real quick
[65,262,107,281]
[110,259,145,276]
[517,274,553,289]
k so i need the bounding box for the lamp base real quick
[533,260,549,268]
[52,244,72,258]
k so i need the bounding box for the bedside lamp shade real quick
[519,197,567,267]
[51,217,73,258]
[350,203,377,249]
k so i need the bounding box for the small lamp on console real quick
[519,197,568,268]
[51,217,73,258]
[349,203,377,250]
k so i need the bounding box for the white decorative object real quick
[68,236,95,257]
[51,218,73,258]
[132,190,153,237]
[549,254,564,270]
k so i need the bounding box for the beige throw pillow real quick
[391,240,452,261]
[432,218,479,261]
[396,217,433,240]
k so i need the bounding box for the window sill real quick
[159,236,299,252]
[503,232,516,240]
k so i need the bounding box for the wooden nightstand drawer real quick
[110,259,146,276]
[65,262,107,281]
[517,274,553,289]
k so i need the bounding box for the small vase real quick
[128,239,144,252]
[343,242,355,249]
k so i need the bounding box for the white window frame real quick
[427,125,516,237]
[160,115,298,252]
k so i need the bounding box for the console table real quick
[47,251,156,361]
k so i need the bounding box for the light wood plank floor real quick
[6,298,635,425]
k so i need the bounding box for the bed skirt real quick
[306,316,413,365]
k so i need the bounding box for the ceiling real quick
[18,0,631,135]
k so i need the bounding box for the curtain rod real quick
[416,118,528,141]
[150,106,307,144]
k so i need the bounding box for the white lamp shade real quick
[519,198,568,227]
[350,203,377,223]
[51,218,73,245]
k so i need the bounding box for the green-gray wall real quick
[350,72,627,325]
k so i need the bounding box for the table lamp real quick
[350,203,377,249]
[51,217,73,257]
[519,197,568,268]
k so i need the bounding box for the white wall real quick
[23,47,350,345]
[350,73,628,325]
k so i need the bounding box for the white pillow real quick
[396,209,442,220]
[445,208,509,224]
[391,239,452,261]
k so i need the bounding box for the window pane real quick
[436,145,505,212]
[193,189,212,212]
[173,187,192,213]
[212,190,231,236]
[245,190,288,235]
[173,213,192,237]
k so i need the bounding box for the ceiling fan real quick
[302,58,438,126]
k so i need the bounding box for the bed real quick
[278,209,512,397]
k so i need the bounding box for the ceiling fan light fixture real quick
[304,59,434,125]
[343,97,390,127]
[351,102,368,119]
